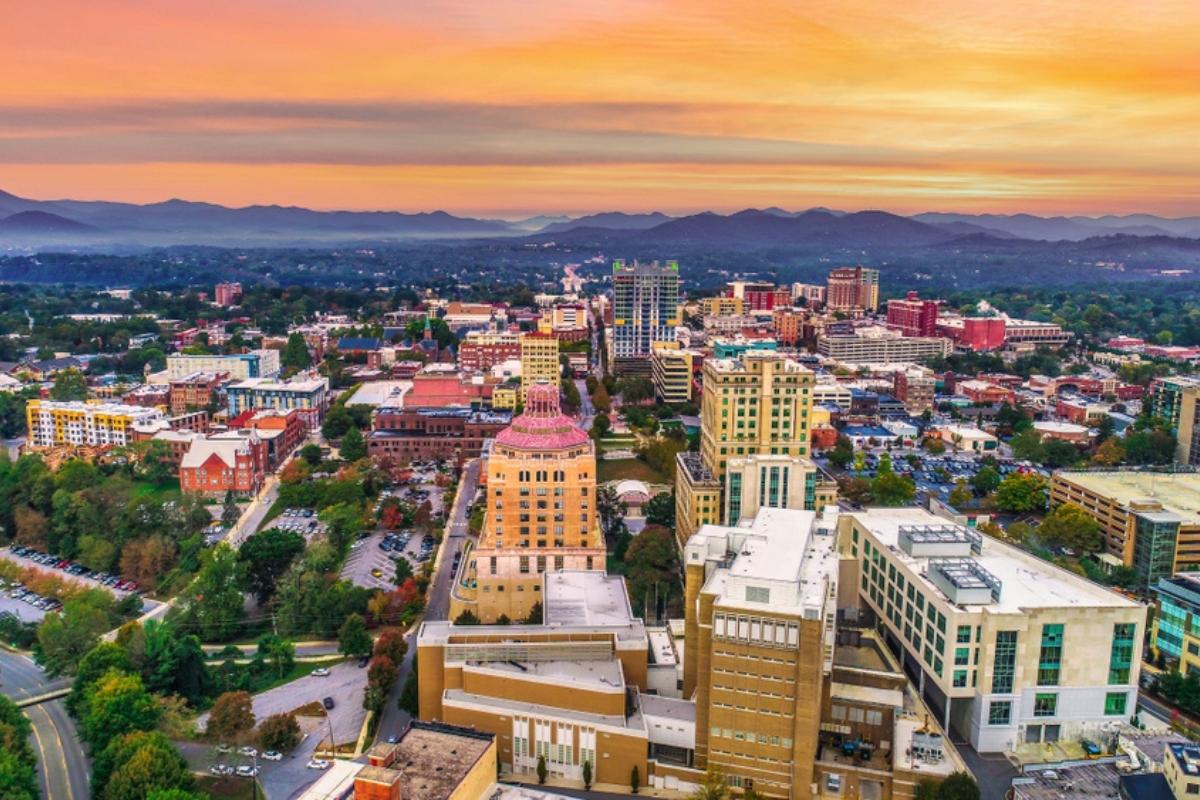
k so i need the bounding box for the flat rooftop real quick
[443,688,642,733]
[543,571,634,627]
[1012,761,1123,800]
[384,722,495,800]
[1053,471,1200,524]
[346,380,411,407]
[850,507,1139,612]
[468,658,625,692]
[419,617,648,646]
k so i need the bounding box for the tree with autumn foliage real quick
[373,627,408,665]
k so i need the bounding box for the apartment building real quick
[725,281,790,312]
[674,353,830,547]
[225,375,329,426]
[519,332,560,401]
[610,259,681,375]
[166,349,280,380]
[893,369,936,414]
[1148,376,1200,465]
[458,331,521,373]
[1151,573,1200,675]
[214,282,243,306]
[816,328,953,364]
[368,407,511,465]
[684,507,839,795]
[168,371,228,414]
[826,267,880,313]
[791,282,827,307]
[453,385,606,623]
[25,400,167,449]
[886,292,941,337]
[771,309,804,346]
[1050,470,1200,589]
[839,507,1143,753]
[651,344,700,404]
[701,296,746,317]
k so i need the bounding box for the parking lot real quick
[267,508,327,541]
[1,546,141,597]
[340,529,432,591]
[817,450,1047,502]
[0,592,48,623]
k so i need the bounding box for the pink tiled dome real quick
[495,383,590,450]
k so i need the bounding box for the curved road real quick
[0,650,90,800]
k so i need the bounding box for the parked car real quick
[239,746,257,757]
[307,759,331,770]
[311,667,331,677]
[322,696,335,710]
[261,750,282,761]
[235,765,259,777]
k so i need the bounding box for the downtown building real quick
[225,374,329,428]
[885,292,941,337]
[610,259,682,376]
[1147,376,1200,465]
[674,352,836,548]
[840,507,1143,752]
[166,349,280,380]
[25,399,167,449]
[826,267,880,313]
[519,332,560,402]
[451,384,607,623]
[816,327,953,365]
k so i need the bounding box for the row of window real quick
[712,613,801,648]
[708,728,795,748]
[986,692,1128,725]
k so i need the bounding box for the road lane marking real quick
[26,705,60,800]
[39,704,76,800]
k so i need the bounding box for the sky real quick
[2,0,1199,217]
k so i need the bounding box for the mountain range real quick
[1,187,1200,251]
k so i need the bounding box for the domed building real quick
[452,383,607,623]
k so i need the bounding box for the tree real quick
[51,368,89,401]
[524,602,544,625]
[101,732,194,800]
[1038,503,1103,553]
[206,690,255,743]
[582,759,593,790]
[321,405,355,439]
[691,766,730,800]
[972,466,1001,496]
[238,528,305,603]
[1091,437,1125,466]
[591,382,612,413]
[256,634,296,678]
[994,473,1048,513]
[340,426,367,461]
[257,713,302,753]
[282,332,312,372]
[870,465,916,507]
[1124,428,1177,465]
[536,754,548,785]
[138,620,212,705]
[624,525,681,619]
[948,480,972,508]
[1041,438,1081,469]
[0,696,37,800]
[301,443,323,467]
[68,642,134,716]
[36,589,117,676]
[373,627,408,664]
[828,435,854,469]
[82,670,161,753]
[630,765,640,794]
[220,491,240,528]
[591,413,611,437]
[839,476,873,506]
[937,772,981,800]
[644,492,675,528]
[455,609,481,625]
[1009,428,1044,463]
[338,613,373,658]
[171,544,245,642]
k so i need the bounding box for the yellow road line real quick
[26,705,57,800]
[38,704,75,800]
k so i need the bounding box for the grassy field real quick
[132,480,181,499]
[195,775,260,799]
[598,457,668,485]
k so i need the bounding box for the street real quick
[0,650,90,800]
[576,378,596,429]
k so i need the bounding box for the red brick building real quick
[727,281,790,311]
[214,282,243,306]
[457,331,521,372]
[771,308,804,346]
[368,407,511,465]
[886,291,940,337]
[179,431,267,496]
[168,371,228,415]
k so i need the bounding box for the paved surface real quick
[340,531,422,591]
[202,640,341,659]
[0,595,47,623]
[0,650,89,800]
[1,548,138,598]
[229,475,281,546]
[948,734,1018,800]
[424,459,479,622]
[576,378,596,429]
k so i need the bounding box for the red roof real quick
[494,384,589,450]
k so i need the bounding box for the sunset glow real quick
[4,0,1200,215]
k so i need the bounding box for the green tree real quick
[524,602,544,625]
[631,765,640,794]
[1124,428,1177,465]
[1009,428,1044,463]
[624,525,681,619]
[238,528,305,603]
[257,713,302,752]
[537,754,548,785]
[220,490,240,528]
[36,588,117,676]
[454,609,481,625]
[282,332,312,372]
[644,491,675,528]
[870,455,916,507]
[0,696,38,800]
[994,473,1048,513]
[321,405,355,439]
[972,465,1001,496]
[256,634,296,678]
[171,544,245,642]
[948,480,972,508]
[139,620,212,705]
[301,443,323,467]
[582,759,593,790]
[937,772,981,800]
[690,767,730,800]
[100,732,194,800]
[340,426,367,461]
[1040,438,1081,469]
[206,690,255,743]
[50,368,89,401]
[338,613,373,658]
[68,642,134,716]
[82,670,161,753]
[1039,503,1103,553]
[828,435,855,469]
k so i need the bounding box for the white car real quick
[261,750,283,761]
[311,667,331,677]
[216,744,234,754]
[307,759,331,770]
[236,765,259,777]
[209,764,230,776]
[239,746,258,757]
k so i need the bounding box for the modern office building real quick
[651,344,700,404]
[886,292,941,337]
[674,352,832,547]
[25,400,167,449]
[1151,573,1200,674]
[1147,376,1200,465]
[519,332,560,401]
[839,507,1144,752]
[225,375,329,426]
[610,259,682,375]
[166,349,280,380]
[816,328,953,364]
[826,267,880,313]
[1050,470,1200,589]
[453,384,607,623]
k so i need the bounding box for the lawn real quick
[132,480,181,500]
[598,457,669,485]
[195,774,261,799]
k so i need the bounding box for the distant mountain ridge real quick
[1,187,1199,251]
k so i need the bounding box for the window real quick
[1105,692,1128,716]
[992,631,1018,694]
[1110,623,1136,684]
[954,647,970,666]
[987,701,1011,725]
[1038,624,1063,686]
[1033,693,1057,717]
[953,670,968,688]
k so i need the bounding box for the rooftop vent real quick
[928,557,1002,605]
[898,524,981,558]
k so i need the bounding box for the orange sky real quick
[3,0,1199,216]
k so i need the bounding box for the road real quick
[228,474,282,547]
[0,650,90,800]
[372,458,481,745]
[576,378,596,430]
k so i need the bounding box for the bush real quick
[257,713,301,753]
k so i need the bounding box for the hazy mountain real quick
[537,211,674,234]
[912,212,1193,241]
[0,210,95,233]
[508,214,572,231]
[621,208,960,247]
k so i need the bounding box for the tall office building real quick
[826,267,880,313]
[610,259,681,376]
[684,507,840,794]
[886,292,941,337]
[453,384,606,623]
[674,352,835,547]
[1148,376,1200,465]
[519,331,561,402]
